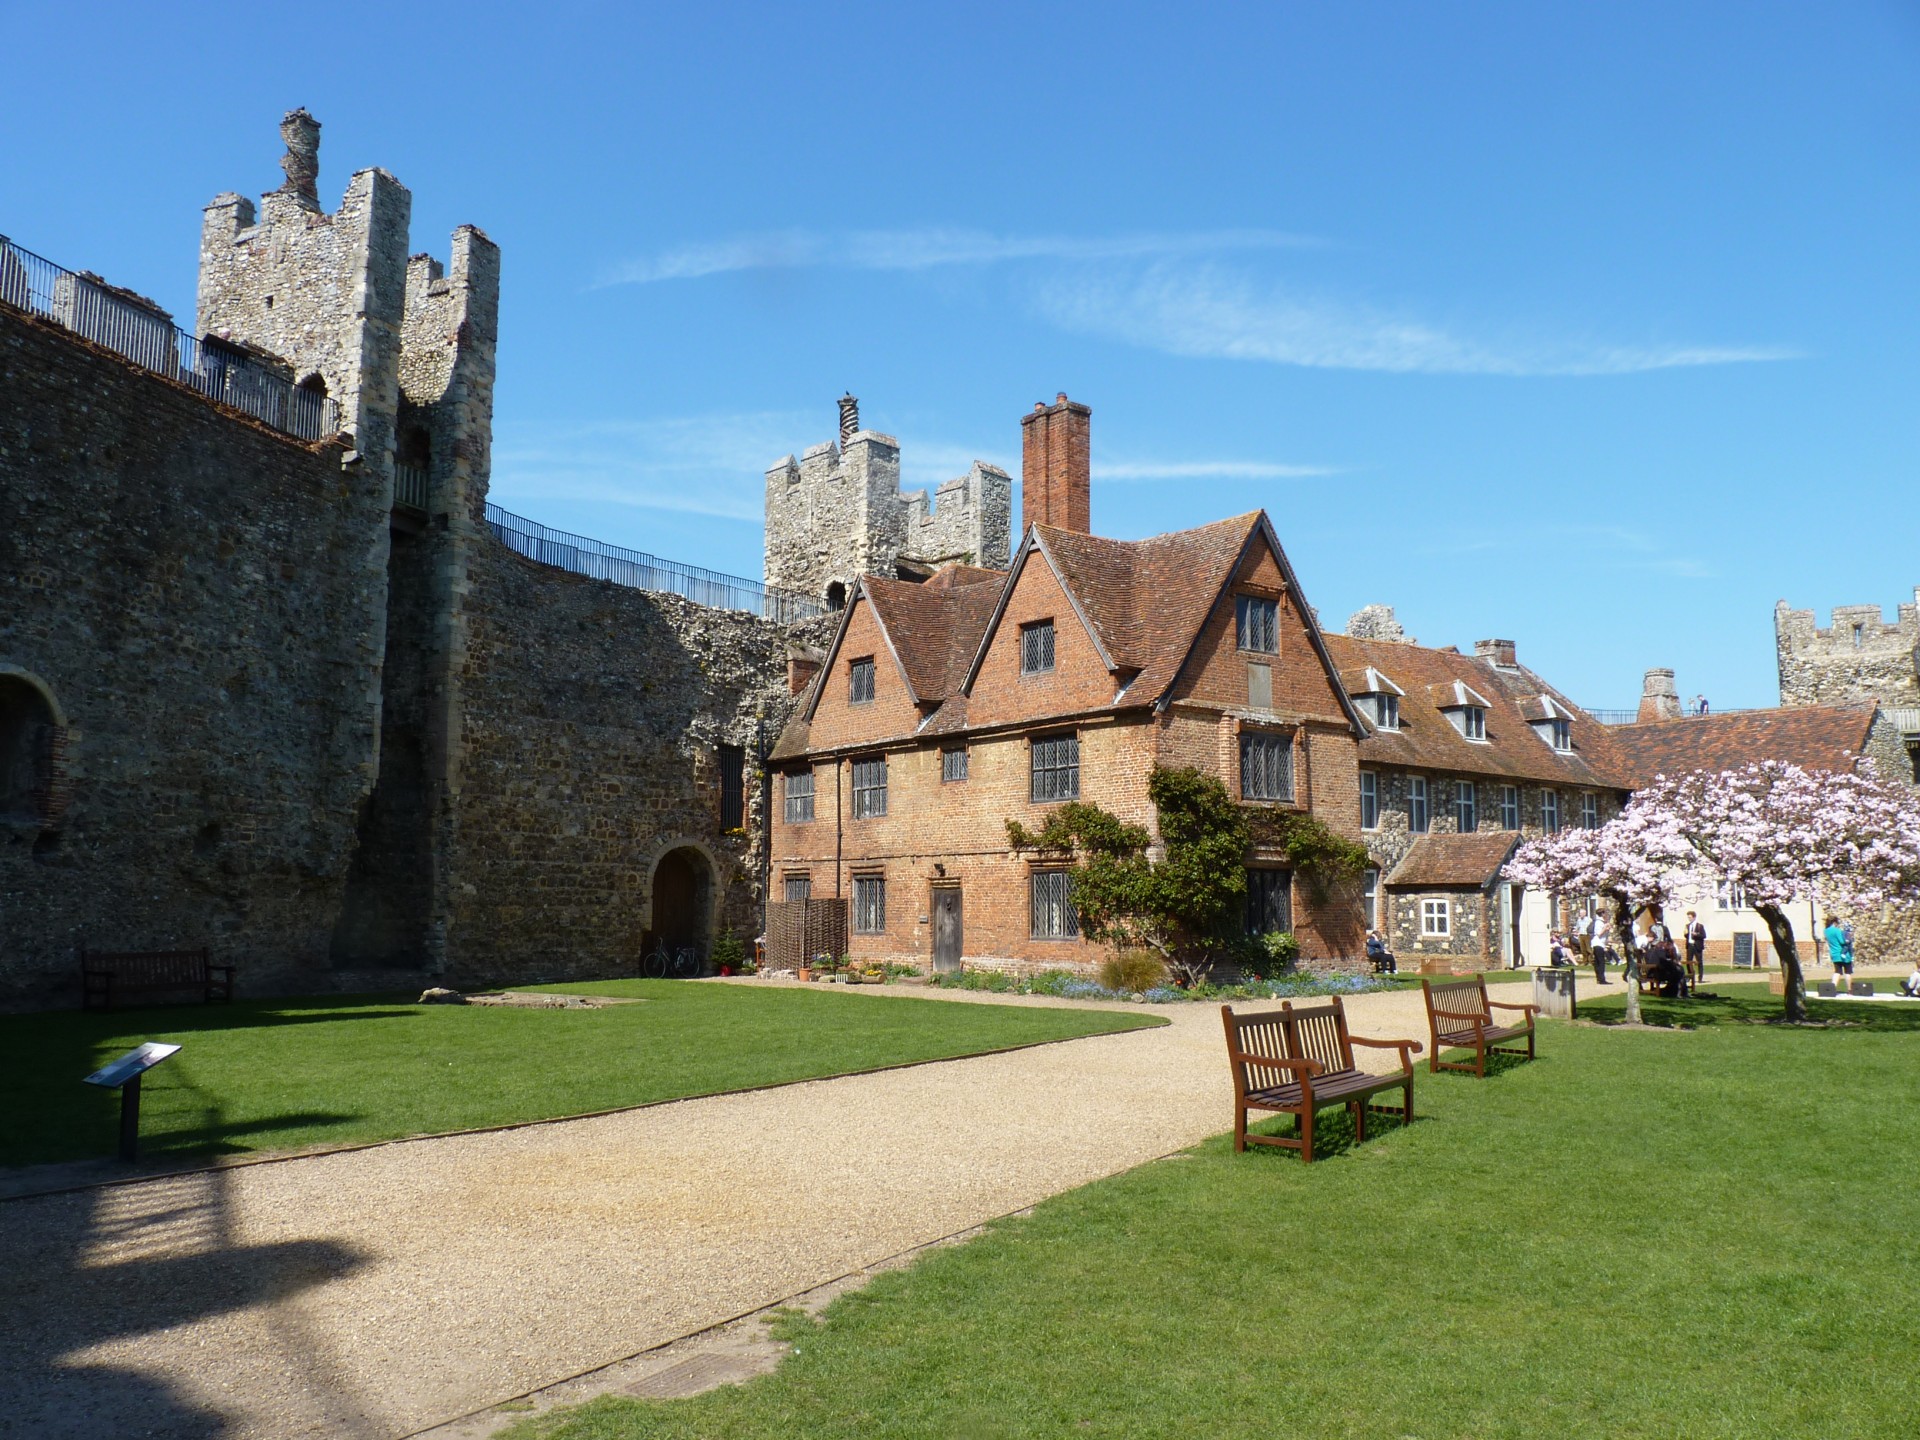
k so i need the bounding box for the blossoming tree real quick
[1634,762,1920,1022]
[1504,800,1691,1025]
[1510,761,1920,1024]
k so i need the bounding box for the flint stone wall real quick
[441,539,829,985]
[1776,594,1920,709]
[0,303,385,1006]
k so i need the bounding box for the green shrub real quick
[1099,949,1169,993]
[712,934,748,972]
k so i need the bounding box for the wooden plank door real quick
[932,887,962,973]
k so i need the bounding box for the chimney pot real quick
[1020,394,1092,537]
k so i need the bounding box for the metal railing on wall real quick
[0,234,339,443]
[485,503,825,623]
[394,464,430,512]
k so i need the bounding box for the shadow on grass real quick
[1235,1103,1421,1165]
[1427,1048,1535,1079]
[1584,990,1920,1033]
[151,1109,364,1158]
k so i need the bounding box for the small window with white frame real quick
[1408,774,1429,834]
[1360,771,1379,830]
[1500,784,1520,830]
[1463,706,1487,741]
[1373,693,1401,730]
[1715,879,1747,911]
[1550,717,1572,752]
[1581,792,1600,830]
[1362,867,1379,930]
[1541,790,1562,834]
[1421,897,1450,937]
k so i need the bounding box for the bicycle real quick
[641,944,703,979]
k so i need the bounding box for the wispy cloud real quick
[1037,265,1801,377]
[1422,523,1716,579]
[490,411,811,522]
[598,227,1320,288]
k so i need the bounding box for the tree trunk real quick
[1608,889,1642,1025]
[1756,903,1807,1023]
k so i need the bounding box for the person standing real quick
[1825,914,1853,986]
[1683,911,1707,986]
[1588,909,1611,984]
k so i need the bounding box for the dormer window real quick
[1525,696,1575,752]
[1463,707,1486,741]
[1432,680,1492,743]
[1550,718,1571,751]
[1373,693,1401,730]
[1348,666,1404,733]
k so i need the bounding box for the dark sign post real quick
[83,1042,181,1160]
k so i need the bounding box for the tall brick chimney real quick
[1638,667,1682,722]
[1473,638,1517,668]
[1020,393,1091,535]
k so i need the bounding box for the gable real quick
[963,546,1117,727]
[803,591,923,750]
[1167,528,1355,723]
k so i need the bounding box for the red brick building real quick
[767,395,1370,972]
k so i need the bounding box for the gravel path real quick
[0,983,1448,1439]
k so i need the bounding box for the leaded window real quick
[852,875,886,933]
[1030,733,1080,802]
[1021,620,1056,675]
[1030,870,1079,939]
[783,769,815,824]
[783,874,811,902]
[851,757,887,819]
[1239,731,1294,802]
[941,746,969,783]
[1236,596,1278,654]
[849,657,876,704]
[1245,869,1293,936]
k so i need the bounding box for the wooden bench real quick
[1220,998,1423,1163]
[81,947,233,1012]
[1420,976,1535,1077]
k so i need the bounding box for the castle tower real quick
[1775,589,1920,709]
[764,398,1012,608]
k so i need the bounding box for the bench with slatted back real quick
[80,946,233,1012]
[1420,976,1536,1077]
[1220,997,1423,1163]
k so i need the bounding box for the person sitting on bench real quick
[1644,939,1688,998]
[1365,930,1398,975]
[1902,966,1920,999]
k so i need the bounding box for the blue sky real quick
[4,2,1914,708]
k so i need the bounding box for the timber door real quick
[932,886,963,974]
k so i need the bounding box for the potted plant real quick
[712,934,746,978]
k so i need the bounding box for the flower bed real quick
[928,968,1393,1004]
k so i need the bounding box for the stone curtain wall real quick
[442,539,811,986]
[0,305,386,1005]
[1775,594,1920,708]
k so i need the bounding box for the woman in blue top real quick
[1825,915,1854,982]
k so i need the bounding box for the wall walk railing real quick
[394,464,430,512]
[0,234,339,442]
[485,503,825,623]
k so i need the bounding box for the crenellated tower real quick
[1775,589,1920,709]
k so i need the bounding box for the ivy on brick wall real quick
[1244,808,1371,902]
[1006,765,1250,982]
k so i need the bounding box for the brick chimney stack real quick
[1020,393,1091,535]
[1473,638,1517,668]
[1638,667,1682,722]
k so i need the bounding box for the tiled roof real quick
[1607,706,1876,785]
[1386,831,1520,889]
[1322,633,1635,789]
[861,573,1003,704]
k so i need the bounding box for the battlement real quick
[1775,588,1920,708]
[764,398,1012,608]
[197,110,498,518]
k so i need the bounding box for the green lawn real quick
[512,987,1920,1440]
[1,982,1159,1168]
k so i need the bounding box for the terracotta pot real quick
[798,968,813,982]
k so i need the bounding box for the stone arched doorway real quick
[0,668,63,827]
[649,845,715,957]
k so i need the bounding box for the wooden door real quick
[932,887,962,973]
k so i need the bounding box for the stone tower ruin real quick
[764,396,1012,609]
[1775,589,1920,709]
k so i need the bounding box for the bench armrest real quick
[1487,1000,1537,1016]
[1349,1034,1425,1060]
[1229,1052,1324,1078]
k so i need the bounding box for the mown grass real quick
[510,987,1920,1440]
[0,981,1159,1167]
